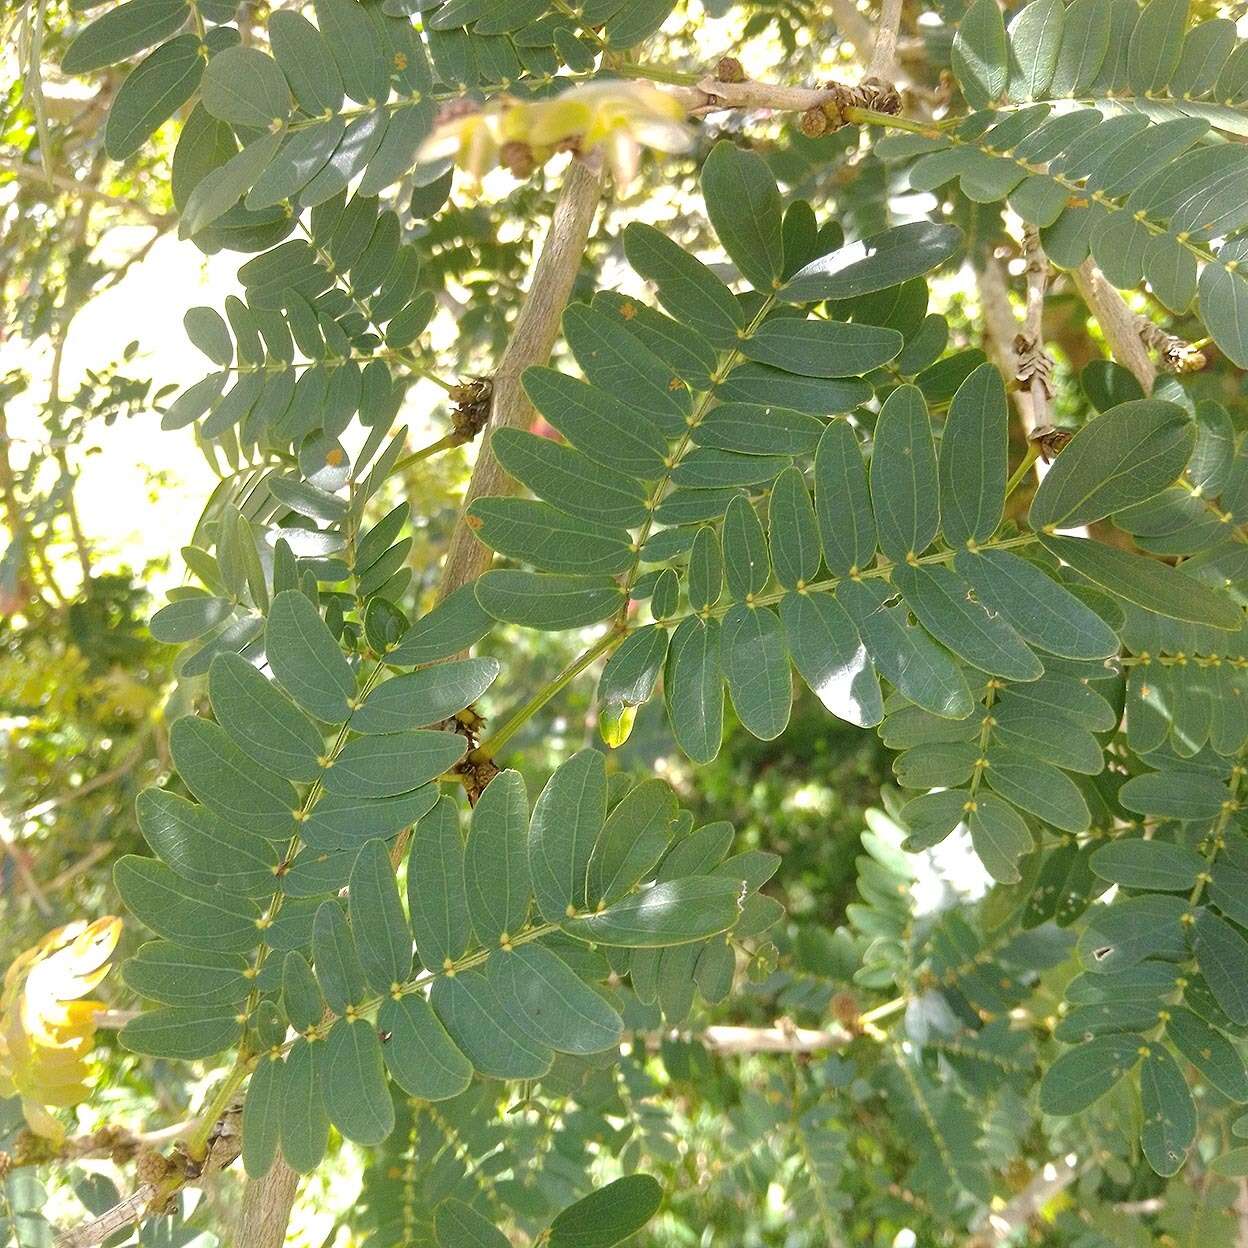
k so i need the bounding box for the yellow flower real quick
[0,916,121,1140]
[419,80,691,184]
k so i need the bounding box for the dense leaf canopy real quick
[9,0,1248,1245]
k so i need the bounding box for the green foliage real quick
[16,0,1248,1243]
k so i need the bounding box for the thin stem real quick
[1004,444,1040,501]
[473,627,625,761]
[392,431,464,474]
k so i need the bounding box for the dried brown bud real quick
[715,55,745,83]
[800,106,829,138]
[499,140,537,178]
[135,1148,172,1187]
[1028,424,1073,463]
[450,376,493,441]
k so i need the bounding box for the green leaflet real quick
[349,840,412,992]
[1128,0,1189,95]
[588,778,677,904]
[434,1198,510,1248]
[742,318,903,377]
[718,365,872,414]
[476,570,626,630]
[385,584,493,665]
[136,788,277,896]
[1192,909,1248,1026]
[300,785,439,851]
[62,0,190,75]
[200,46,291,130]
[1038,1033,1143,1114]
[352,659,500,733]
[780,223,964,303]
[491,427,649,528]
[408,795,473,970]
[622,221,744,348]
[242,1056,284,1178]
[123,942,249,1009]
[900,789,968,850]
[1050,0,1112,96]
[323,730,467,798]
[521,366,669,479]
[529,748,605,922]
[1118,769,1228,820]
[688,526,723,611]
[465,769,532,945]
[891,562,1042,682]
[598,626,668,742]
[952,0,1009,106]
[281,1037,329,1173]
[467,498,635,576]
[121,1006,242,1060]
[838,579,974,720]
[954,548,1120,660]
[769,466,821,589]
[488,944,622,1054]
[266,589,357,723]
[938,362,1007,547]
[870,385,940,562]
[1167,1007,1248,1102]
[779,592,883,727]
[665,616,724,764]
[1089,839,1204,891]
[562,302,691,437]
[169,714,296,839]
[562,876,743,946]
[721,605,792,740]
[695,403,824,456]
[991,704,1103,774]
[269,10,344,114]
[1140,1042,1196,1177]
[672,448,788,488]
[150,594,233,643]
[430,969,554,1079]
[701,140,784,291]
[208,652,323,782]
[313,0,389,104]
[984,746,1090,833]
[659,821,733,879]
[283,952,325,1033]
[814,420,876,576]
[378,993,473,1101]
[968,793,1033,884]
[322,1017,395,1145]
[1028,400,1194,529]
[1007,0,1065,101]
[105,34,203,160]
[1037,534,1241,629]
[312,899,369,1013]
[114,855,262,953]
[1077,895,1187,971]
[546,1175,664,1248]
[722,495,771,601]
[245,118,346,211]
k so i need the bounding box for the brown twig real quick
[437,153,605,601]
[1016,226,1055,433]
[868,0,905,81]
[1071,259,1156,392]
[0,158,173,227]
